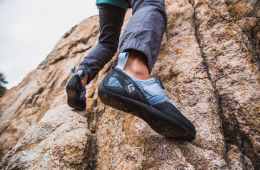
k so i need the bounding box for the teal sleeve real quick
[96,0,129,9]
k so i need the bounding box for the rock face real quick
[0,0,259,169]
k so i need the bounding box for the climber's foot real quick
[66,70,87,111]
[98,52,196,141]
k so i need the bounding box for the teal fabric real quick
[96,0,129,9]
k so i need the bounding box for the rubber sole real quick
[98,84,196,141]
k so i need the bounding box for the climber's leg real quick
[79,4,126,84]
[119,0,167,73]
[113,0,168,82]
[98,0,196,140]
[66,4,126,111]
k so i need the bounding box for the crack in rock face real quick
[0,1,259,169]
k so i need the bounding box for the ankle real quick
[125,68,149,80]
[124,52,150,80]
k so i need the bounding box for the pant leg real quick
[119,0,167,73]
[79,4,126,84]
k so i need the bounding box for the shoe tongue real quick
[115,52,129,70]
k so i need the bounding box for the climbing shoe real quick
[66,69,87,111]
[98,52,196,141]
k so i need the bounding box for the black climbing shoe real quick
[98,52,196,141]
[66,70,86,111]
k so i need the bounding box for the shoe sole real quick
[98,84,196,141]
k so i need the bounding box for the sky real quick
[0,0,98,88]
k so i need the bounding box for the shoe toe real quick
[153,101,196,140]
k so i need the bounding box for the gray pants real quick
[79,0,167,84]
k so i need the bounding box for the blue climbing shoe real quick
[98,52,196,141]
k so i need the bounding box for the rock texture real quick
[0,0,259,169]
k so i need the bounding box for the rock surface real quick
[0,0,259,169]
